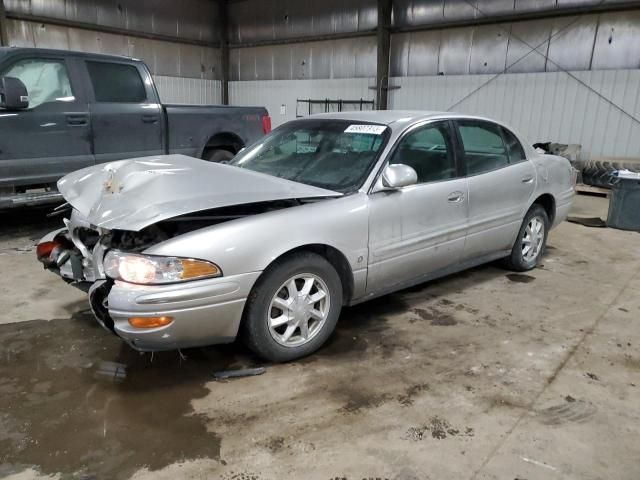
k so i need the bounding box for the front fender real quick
[143,193,370,293]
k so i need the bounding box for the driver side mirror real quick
[0,77,29,110]
[380,164,418,190]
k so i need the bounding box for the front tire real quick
[241,252,343,362]
[503,204,549,272]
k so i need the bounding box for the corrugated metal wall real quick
[4,0,221,43]
[390,11,640,76]
[6,19,222,79]
[3,0,223,104]
[154,76,221,104]
[229,37,377,81]
[229,78,375,126]
[389,69,640,159]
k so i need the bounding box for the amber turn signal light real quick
[128,316,173,328]
[36,241,59,260]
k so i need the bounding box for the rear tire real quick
[203,148,234,163]
[241,252,343,362]
[502,204,549,272]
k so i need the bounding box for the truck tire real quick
[582,159,640,188]
[203,148,234,163]
[240,252,343,362]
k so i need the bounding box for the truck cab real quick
[0,47,269,208]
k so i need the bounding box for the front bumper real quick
[106,271,262,351]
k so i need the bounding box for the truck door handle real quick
[142,115,159,124]
[521,175,534,183]
[447,191,465,203]
[66,114,88,126]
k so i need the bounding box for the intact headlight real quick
[103,251,222,285]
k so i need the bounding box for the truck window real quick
[86,61,147,103]
[1,58,74,109]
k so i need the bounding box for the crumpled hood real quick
[58,154,340,231]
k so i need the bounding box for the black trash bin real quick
[607,176,640,231]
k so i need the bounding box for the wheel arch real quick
[259,244,355,306]
[531,193,556,226]
[201,132,245,157]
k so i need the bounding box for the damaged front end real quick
[36,154,341,350]
[37,207,116,332]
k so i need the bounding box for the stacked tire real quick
[582,160,640,188]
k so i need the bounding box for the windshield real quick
[230,119,390,193]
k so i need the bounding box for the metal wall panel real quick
[230,37,377,81]
[154,75,222,105]
[505,18,552,72]
[591,11,640,70]
[547,15,598,71]
[6,19,222,80]
[229,77,375,127]
[390,0,640,28]
[387,69,640,159]
[469,24,509,73]
[438,27,473,74]
[386,10,640,76]
[407,30,441,75]
[4,0,222,43]
[228,0,377,44]
[390,32,411,76]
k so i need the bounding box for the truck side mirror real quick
[0,77,29,110]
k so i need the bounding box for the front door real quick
[0,56,92,189]
[83,60,164,164]
[367,121,468,294]
[455,120,537,260]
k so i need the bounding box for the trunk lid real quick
[58,154,340,231]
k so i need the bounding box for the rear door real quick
[367,120,468,293]
[83,59,164,164]
[454,119,536,260]
[0,55,92,188]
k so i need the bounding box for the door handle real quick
[447,191,465,203]
[66,114,88,126]
[521,175,534,183]
[142,115,159,124]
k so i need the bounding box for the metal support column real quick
[0,0,9,47]
[376,0,392,110]
[219,0,229,105]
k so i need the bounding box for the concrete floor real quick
[0,195,638,480]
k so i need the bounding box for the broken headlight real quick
[103,251,221,285]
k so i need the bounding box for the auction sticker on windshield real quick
[344,124,387,135]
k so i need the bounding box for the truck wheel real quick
[203,148,234,163]
[241,252,343,362]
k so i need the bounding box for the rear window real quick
[86,61,146,103]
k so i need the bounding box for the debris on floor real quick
[213,366,267,380]
[567,216,607,228]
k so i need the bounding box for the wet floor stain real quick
[506,273,536,284]
[404,417,474,441]
[0,310,253,479]
[412,307,458,326]
[536,399,597,425]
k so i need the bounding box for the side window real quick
[501,127,527,163]
[457,121,509,175]
[86,61,146,103]
[389,123,456,184]
[1,58,74,108]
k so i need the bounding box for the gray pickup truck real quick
[0,47,270,208]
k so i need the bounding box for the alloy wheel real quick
[267,273,331,348]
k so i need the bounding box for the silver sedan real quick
[37,111,576,362]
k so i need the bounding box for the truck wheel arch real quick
[201,132,245,159]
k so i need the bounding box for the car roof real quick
[0,46,136,62]
[306,110,448,125]
[302,110,507,128]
